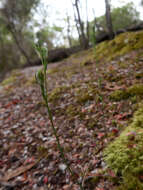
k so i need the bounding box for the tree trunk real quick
[92,9,101,33]
[66,13,72,47]
[0,33,6,70]
[105,0,114,39]
[74,0,88,49]
[86,0,89,43]
[1,4,33,66]
[7,23,32,65]
[71,0,81,42]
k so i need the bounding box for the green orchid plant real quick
[35,44,84,190]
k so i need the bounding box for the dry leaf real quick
[2,161,37,182]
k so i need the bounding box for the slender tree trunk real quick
[0,33,6,70]
[74,0,88,49]
[92,9,101,33]
[8,25,32,65]
[66,13,72,47]
[71,0,81,43]
[1,6,32,66]
[85,0,89,43]
[105,0,114,39]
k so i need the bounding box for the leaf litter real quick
[0,49,143,190]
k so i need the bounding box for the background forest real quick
[0,0,142,79]
[1,1,143,190]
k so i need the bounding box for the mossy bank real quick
[104,103,143,190]
[95,30,143,62]
[110,84,143,101]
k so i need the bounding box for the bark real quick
[71,0,81,41]
[85,0,89,42]
[24,45,82,67]
[74,0,88,49]
[8,24,32,65]
[66,13,72,47]
[0,32,6,65]
[92,9,101,33]
[105,0,114,39]
[1,6,32,65]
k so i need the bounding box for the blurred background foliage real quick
[0,0,142,77]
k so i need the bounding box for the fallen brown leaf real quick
[2,161,37,182]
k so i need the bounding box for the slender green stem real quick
[44,72,84,190]
[43,68,75,176]
[35,45,84,190]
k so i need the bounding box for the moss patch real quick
[104,73,124,82]
[1,76,16,86]
[135,72,143,79]
[95,31,143,61]
[1,70,23,86]
[104,103,143,190]
[66,105,80,117]
[70,48,93,59]
[128,84,143,96]
[47,67,59,74]
[75,83,97,104]
[117,62,129,69]
[84,176,102,189]
[110,84,143,101]
[80,59,93,67]
[25,76,36,86]
[110,90,130,101]
[48,85,70,102]
[86,118,98,129]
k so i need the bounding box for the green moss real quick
[135,72,143,79]
[25,76,36,86]
[95,31,143,62]
[76,92,94,103]
[128,84,143,96]
[65,104,85,119]
[117,173,143,190]
[118,62,128,69]
[1,73,18,86]
[47,67,59,74]
[1,76,16,86]
[110,90,130,101]
[65,70,78,79]
[70,48,93,59]
[80,60,92,66]
[66,105,78,117]
[110,84,143,101]
[84,176,101,189]
[37,146,48,154]
[80,54,94,66]
[1,70,23,86]
[48,85,70,102]
[75,84,97,104]
[105,73,123,82]
[104,103,143,190]
[130,96,138,104]
[37,146,49,158]
[86,118,97,129]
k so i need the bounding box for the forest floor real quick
[0,47,143,190]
